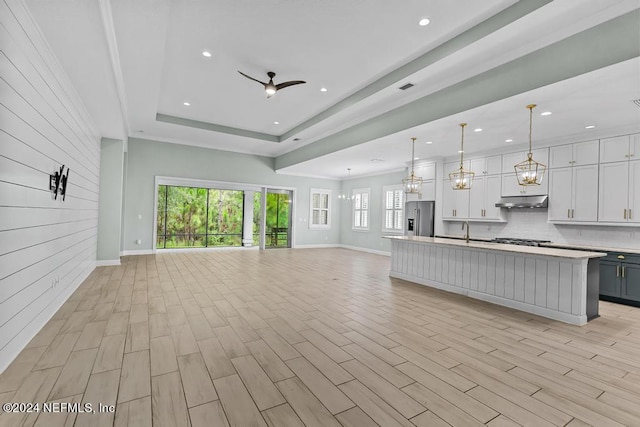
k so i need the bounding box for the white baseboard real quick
[121,249,155,256]
[96,259,121,266]
[339,244,391,257]
[295,244,340,249]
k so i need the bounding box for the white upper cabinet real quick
[442,183,469,220]
[501,148,549,174]
[549,140,599,168]
[469,175,503,221]
[470,155,502,176]
[413,161,436,180]
[599,162,630,222]
[600,134,640,163]
[444,160,470,177]
[501,173,549,197]
[549,165,598,222]
[548,168,572,221]
[629,160,640,224]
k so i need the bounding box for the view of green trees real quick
[156,185,291,249]
[157,185,244,248]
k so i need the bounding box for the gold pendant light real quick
[402,137,424,195]
[514,104,546,186]
[449,123,474,190]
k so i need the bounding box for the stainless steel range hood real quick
[495,195,548,209]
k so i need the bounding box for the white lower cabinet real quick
[548,165,598,222]
[442,182,469,220]
[469,175,503,220]
[598,160,640,223]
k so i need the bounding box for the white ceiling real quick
[25,0,640,178]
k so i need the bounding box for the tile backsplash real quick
[443,210,640,250]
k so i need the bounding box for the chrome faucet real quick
[462,221,470,243]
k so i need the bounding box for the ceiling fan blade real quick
[238,70,267,86]
[275,80,306,91]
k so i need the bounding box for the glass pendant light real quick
[402,137,424,195]
[449,123,474,190]
[514,104,546,186]
[338,168,354,203]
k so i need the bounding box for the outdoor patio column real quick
[242,190,254,246]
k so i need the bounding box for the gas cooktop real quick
[491,237,551,247]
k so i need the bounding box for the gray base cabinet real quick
[599,252,640,304]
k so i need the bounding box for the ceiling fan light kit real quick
[514,104,547,186]
[449,123,474,190]
[238,70,306,98]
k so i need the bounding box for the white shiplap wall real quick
[0,0,100,372]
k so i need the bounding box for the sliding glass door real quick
[265,190,292,248]
[156,185,244,249]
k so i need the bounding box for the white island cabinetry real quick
[385,236,604,325]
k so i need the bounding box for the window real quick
[310,188,331,229]
[156,185,244,248]
[353,188,369,231]
[383,185,404,233]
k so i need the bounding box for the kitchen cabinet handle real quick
[567,209,571,218]
[571,209,574,218]
[630,209,633,219]
[622,266,626,278]
[617,265,620,277]
[617,255,625,260]
[624,209,627,219]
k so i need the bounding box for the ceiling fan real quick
[238,71,306,98]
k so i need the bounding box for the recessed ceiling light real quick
[201,50,212,58]
[474,128,482,132]
[426,141,433,144]
[183,102,190,106]
[274,121,279,125]
[414,157,419,160]
[418,18,430,26]
[541,111,552,116]
[320,88,327,92]
[505,139,513,142]
[585,125,596,129]
[370,158,384,163]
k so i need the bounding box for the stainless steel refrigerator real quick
[405,201,435,237]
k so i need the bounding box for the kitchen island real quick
[385,236,606,325]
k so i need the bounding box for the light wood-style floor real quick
[2,248,640,427]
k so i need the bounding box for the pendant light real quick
[338,168,354,203]
[449,123,474,190]
[402,137,424,195]
[514,104,546,186]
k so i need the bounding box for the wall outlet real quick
[137,214,142,219]
[135,239,142,245]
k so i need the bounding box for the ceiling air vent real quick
[633,99,640,108]
[399,83,414,90]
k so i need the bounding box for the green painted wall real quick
[122,138,341,251]
[339,170,408,254]
[97,138,124,261]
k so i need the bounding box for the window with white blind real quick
[383,185,404,233]
[352,188,370,231]
[309,188,331,229]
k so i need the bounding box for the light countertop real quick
[384,236,606,259]
[539,242,640,256]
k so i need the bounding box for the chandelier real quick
[449,123,474,190]
[402,137,424,194]
[514,104,546,186]
[338,168,354,202]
